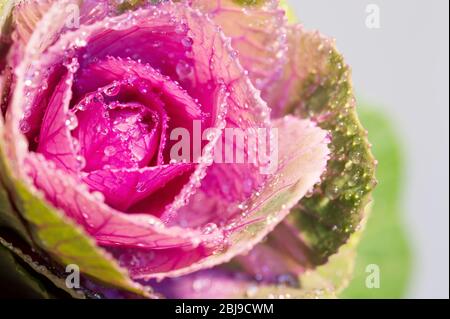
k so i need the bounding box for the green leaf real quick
[0,0,14,62]
[340,106,412,298]
[1,14,31,243]
[117,0,145,12]
[0,242,53,298]
[13,182,151,296]
[0,0,14,32]
[0,162,32,243]
[232,0,265,6]
[277,27,377,265]
[298,205,369,297]
[0,235,84,298]
[279,0,297,23]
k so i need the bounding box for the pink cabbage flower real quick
[0,0,376,299]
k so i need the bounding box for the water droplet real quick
[192,278,210,292]
[238,203,248,211]
[344,192,353,201]
[246,284,259,297]
[138,85,148,94]
[104,146,117,157]
[74,38,87,47]
[93,92,104,104]
[23,108,32,118]
[305,188,315,198]
[103,83,120,96]
[76,155,86,169]
[175,23,188,34]
[202,223,218,235]
[266,215,277,225]
[91,191,105,202]
[72,139,80,152]
[350,151,362,164]
[19,121,30,133]
[181,37,193,48]
[65,113,78,130]
[65,57,79,73]
[176,60,193,80]
[325,184,340,200]
[152,41,162,48]
[77,101,87,111]
[100,127,109,135]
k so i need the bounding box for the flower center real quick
[71,82,162,172]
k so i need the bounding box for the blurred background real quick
[288,0,449,298]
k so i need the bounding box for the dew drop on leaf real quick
[176,60,193,80]
[202,223,218,235]
[19,121,31,133]
[65,113,78,130]
[104,146,117,157]
[181,37,193,48]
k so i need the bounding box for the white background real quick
[288,0,449,298]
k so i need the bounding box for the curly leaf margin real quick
[284,28,377,265]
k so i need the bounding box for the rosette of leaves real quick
[0,0,376,298]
